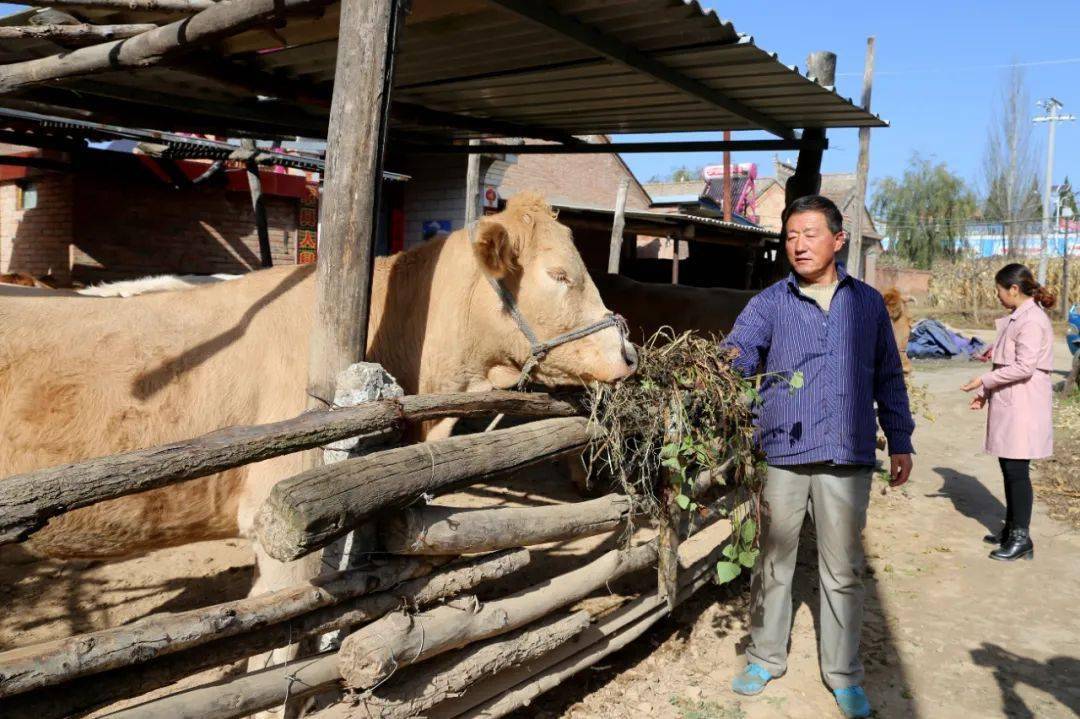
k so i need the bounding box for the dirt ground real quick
[509,330,1080,719]
[2,331,1078,719]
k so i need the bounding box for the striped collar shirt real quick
[724,265,915,466]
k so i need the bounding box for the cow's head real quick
[471,193,637,388]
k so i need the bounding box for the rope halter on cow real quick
[467,222,629,390]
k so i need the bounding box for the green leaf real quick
[789,370,805,390]
[660,443,679,459]
[743,386,760,404]
[661,456,682,470]
[715,561,742,584]
[688,502,698,511]
[738,548,760,568]
[675,494,691,510]
[741,519,757,544]
[722,544,738,560]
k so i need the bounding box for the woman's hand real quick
[961,377,983,393]
[969,395,987,410]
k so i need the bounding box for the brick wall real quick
[0,173,74,282]
[499,150,651,210]
[397,153,470,251]
[71,170,298,282]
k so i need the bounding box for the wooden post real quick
[607,177,630,274]
[722,130,732,222]
[671,236,680,285]
[848,37,876,280]
[241,139,273,268]
[305,0,402,415]
[465,138,481,225]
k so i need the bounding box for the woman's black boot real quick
[983,523,1010,545]
[989,528,1033,561]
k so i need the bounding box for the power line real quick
[837,56,1080,78]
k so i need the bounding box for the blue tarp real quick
[907,320,988,360]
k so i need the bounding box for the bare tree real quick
[981,66,1042,255]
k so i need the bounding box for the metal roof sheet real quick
[0,0,885,140]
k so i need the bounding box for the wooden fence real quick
[0,388,736,719]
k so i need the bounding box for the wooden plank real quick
[0,24,157,42]
[0,0,332,93]
[256,416,596,561]
[337,542,658,688]
[848,37,875,280]
[0,391,579,546]
[399,137,821,155]
[0,556,438,699]
[3,550,529,719]
[487,0,794,139]
[379,493,632,555]
[304,0,400,417]
[606,177,629,274]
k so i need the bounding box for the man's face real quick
[785,210,845,280]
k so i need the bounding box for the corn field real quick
[926,257,1079,316]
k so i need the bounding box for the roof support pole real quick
[305,0,403,414]
[781,52,835,277]
[241,139,273,268]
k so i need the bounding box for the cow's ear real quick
[472,219,520,279]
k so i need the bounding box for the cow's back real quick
[592,274,756,343]
[0,266,315,557]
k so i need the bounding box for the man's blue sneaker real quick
[833,686,872,718]
[730,663,773,696]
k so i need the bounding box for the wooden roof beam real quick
[487,0,795,140]
[18,0,213,11]
[391,101,582,145]
[0,24,159,43]
[398,136,825,155]
[0,0,334,94]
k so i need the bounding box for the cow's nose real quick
[622,341,639,374]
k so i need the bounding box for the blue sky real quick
[617,0,1080,196]
[3,1,1079,198]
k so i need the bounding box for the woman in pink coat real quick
[962,263,1056,561]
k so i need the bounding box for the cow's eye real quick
[547,269,571,285]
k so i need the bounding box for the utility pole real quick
[849,36,876,281]
[1034,98,1075,284]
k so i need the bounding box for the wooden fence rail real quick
[0,391,579,545]
[256,416,596,561]
[3,550,531,719]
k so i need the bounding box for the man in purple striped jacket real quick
[725,195,914,719]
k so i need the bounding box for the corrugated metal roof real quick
[0,0,885,139]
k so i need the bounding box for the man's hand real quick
[969,395,987,411]
[889,453,913,487]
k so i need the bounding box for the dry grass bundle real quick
[583,330,761,520]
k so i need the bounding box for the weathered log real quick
[379,494,632,555]
[0,0,333,93]
[0,556,437,699]
[0,24,157,41]
[318,612,592,719]
[337,542,657,688]
[0,391,579,546]
[257,417,596,561]
[3,550,529,719]
[424,520,730,719]
[102,652,341,719]
[19,0,213,11]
